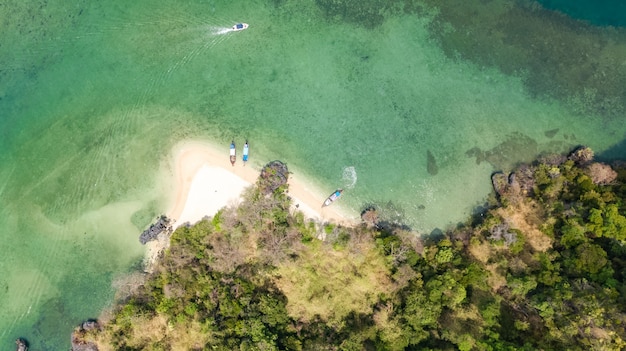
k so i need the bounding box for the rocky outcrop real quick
[258,160,289,195]
[361,207,379,228]
[568,146,594,165]
[139,215,172,244]
[15,338,28,351]
[488,222,517,246]
[512,164,535,196]
[492,170,525,200]
[491,172,509,197]
[71,320,99,351]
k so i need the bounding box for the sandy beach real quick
[145,139,354,271]
[165,140,354,229]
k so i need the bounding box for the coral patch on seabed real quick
[466,132,539,171]
[426,150,438,176]
[544,128,559,138]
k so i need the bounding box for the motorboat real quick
[323,189,343,207]
[242,141,249,164]
[230,141,236,166]
[232,23,249,31]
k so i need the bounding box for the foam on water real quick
[342,166,358,189]
[212,26,236,35]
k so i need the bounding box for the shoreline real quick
[165,140,354,228]
[144,139,357,270]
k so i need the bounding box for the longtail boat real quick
[323,189,343,207]
[229,141,236,166]
[242,141,249,165]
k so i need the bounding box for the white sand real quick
[165,140,354,228]
[143,140,356,271]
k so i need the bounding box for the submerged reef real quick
[421,0,626,119]
[310,0,626,119]
[312,0,431,28]
[466,132,540,170]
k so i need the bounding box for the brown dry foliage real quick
[496,199,552,252]
[586,162,618,185]
[274,238,392,327]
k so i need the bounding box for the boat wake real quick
[211,27,233,35]
[342,166,357,189]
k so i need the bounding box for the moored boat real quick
[232,23,249,31]
[230,141,236,166]
[323,189,343,207]
[242,141,249,165]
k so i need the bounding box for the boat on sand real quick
[323,189,343,207]
[230,141,236,166]
[232,23,249,31]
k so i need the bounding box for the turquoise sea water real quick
[1,0,625,349]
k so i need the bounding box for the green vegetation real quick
[80,151,626,350]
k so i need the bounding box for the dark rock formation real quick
[139,215,172,244]
[257,160,289,195]
[71,320,100,351]
[15,338,28,351]
[426,150,438,176]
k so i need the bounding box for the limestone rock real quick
[568,146,594,165]
[15,338,28,351]
[512,164,536,196]
[491,172,509,197]
[258,160,289,195]
[361,207,379,228]
[71,320,100,351]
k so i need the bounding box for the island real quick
[70,146,626,350]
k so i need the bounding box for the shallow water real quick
[1,0,625,349]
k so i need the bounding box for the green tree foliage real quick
[83,152,626,350]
